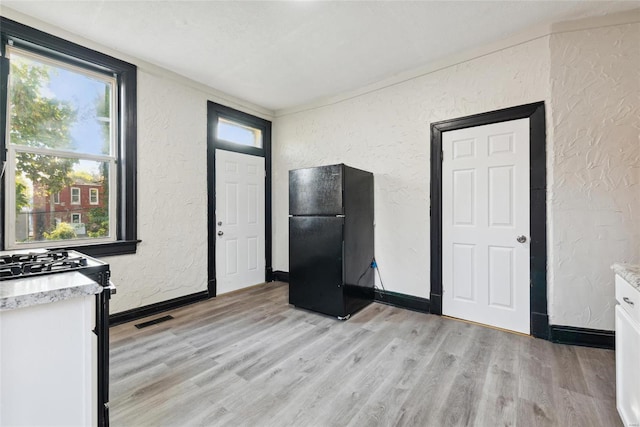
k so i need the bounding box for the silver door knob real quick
[218,231,224,236]
[516,235,527,243]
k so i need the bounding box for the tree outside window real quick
[6,47,115,243]
[2,17,138,255]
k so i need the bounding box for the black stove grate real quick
[0,250,89,280]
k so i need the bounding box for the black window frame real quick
[0,17,138,257]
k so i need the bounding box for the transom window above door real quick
[216,117,263,149]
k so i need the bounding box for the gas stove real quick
[0,249,109,285]
[0,248,112,426]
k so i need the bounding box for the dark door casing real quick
[429,102,549,339]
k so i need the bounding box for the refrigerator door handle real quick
[341,225,346,286]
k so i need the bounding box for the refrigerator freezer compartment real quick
[289,164,343,216]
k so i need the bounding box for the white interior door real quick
[442,118,530,334]
[215,149,265,295]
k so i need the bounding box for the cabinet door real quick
[0,295,95,426]
[616,305,640,427]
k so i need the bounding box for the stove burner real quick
[0,250,70,265]
[0,250,89,279]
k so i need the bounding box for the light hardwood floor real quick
[110,281,620,427]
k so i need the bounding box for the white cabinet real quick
[0,294,97,426]
[616,274,640,427]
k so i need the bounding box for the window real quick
[70,188,81,205]
[90,188,99,205]
[217,117,263,148]
[1,17,138,255]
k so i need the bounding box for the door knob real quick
[218,221,222,226]
[218,231,224,236]
[516,235,527,243]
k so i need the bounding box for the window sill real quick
[52,239,141,257]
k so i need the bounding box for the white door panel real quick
[215,149,265,295]
[442,118,530,334]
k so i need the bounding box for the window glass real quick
[90,188,99,205]
[8,48,114,156]
[71,188,81,204]
[12,148,112,243]
[2,18,138,255]
[7,46,115,246]
[217,117,262,148]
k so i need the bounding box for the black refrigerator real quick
[289,164,374,319]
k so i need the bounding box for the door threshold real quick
[442,315,531,337]
[216,281,270,298]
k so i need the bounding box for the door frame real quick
[430,102,548,339]
[207,102,272,297]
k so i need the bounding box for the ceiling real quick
[2,1,637,112]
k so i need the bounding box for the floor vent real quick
[134,315,174,329]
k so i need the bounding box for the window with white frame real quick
[1,17,138,254]
[89,188,99,205]
[6,47,111,242]
[70,187,82,205]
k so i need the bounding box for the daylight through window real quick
[6,46,117,246]
[217,117,263,148]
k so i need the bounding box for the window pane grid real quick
[7,46,117,158]
[11,145,116,162]
[7,45,117,85]
[5,45,118,247]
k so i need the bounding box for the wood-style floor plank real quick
[110,282,621,427]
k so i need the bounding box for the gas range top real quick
[0,249,109,284]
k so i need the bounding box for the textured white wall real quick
[274,21,639,330]
[548,23,640,329]
[5,7,637,328]
[0,8,273,315]
[273,37,551,299]
[105,71,210,313]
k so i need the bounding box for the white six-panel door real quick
[215,149,265,295]
[442,118,530,334]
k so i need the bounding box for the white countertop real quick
[0,271,103,311]
[612,263,640,291]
